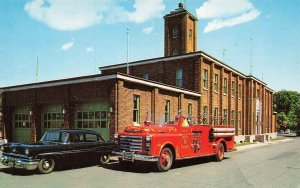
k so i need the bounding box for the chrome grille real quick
[120,135,143,152]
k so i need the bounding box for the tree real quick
[274,90,300,130]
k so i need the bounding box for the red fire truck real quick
[113,115,235,172]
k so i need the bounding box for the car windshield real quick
[40,131,69,143]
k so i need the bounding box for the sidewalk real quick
[235,138,293,151]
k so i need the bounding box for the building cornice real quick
[0,73,201,97]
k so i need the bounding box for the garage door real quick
[41,104,64,136]
[74,101,109,140]
[12,107,31,143]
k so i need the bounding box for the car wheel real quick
[38,158,55,174]
[215,143,224,162]
[157,147,173,172]
[99,154,110,165]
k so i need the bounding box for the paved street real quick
[1,137,300,188]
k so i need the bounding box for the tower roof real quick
[164,3,198,21]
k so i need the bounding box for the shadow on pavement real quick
[0,167,35,176]
[0,160,101,176]
[101,156,230,173]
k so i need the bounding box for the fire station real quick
[0,3,276,143]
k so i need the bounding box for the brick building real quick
[0,3,276,143]
[0,73,200,142]
[99,4,276,141]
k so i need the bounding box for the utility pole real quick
[126,28,130,75]
[249,38,253,75]
[222,49,227,63]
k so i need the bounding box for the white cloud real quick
[24,0,165,31]
[196,0,260,33]
[128,0,165,23]
[196,0,253,19]
[61,41,74,51]
[143,27,154,34]
[204,9,260,33]
[85,47,94,52]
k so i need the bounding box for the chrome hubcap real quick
[43,161,50,169]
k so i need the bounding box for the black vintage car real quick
[0,129,115,174]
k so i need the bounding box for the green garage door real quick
[74,101,109,140]
[12,107,31,143]
[41,104,64,136]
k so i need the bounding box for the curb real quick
[235,138,294,151]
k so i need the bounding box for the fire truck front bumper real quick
[113,151,158,162]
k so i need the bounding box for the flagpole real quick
[36,57,39,82]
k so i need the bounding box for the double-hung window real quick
[214,74,218,92]
[133,95,140,123]
[238,84,242,99]
[165,100,170,123]
[213,108,219,125]
[231,81,235,97]
[231,110,235,126]
[172,28,178,38]
[203,69,208,89]
[176,69,183,87]
[224,78,228,95]
[203,106,208,124]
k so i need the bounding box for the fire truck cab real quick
[113,116,235,172]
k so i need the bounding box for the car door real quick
[67,133,88,163]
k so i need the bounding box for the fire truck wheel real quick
[157,147,173,172]
[215,143,225,162]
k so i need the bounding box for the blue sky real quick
[0,0,299,92]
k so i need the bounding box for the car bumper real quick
[0,154,39,170]
[112,151,158,162]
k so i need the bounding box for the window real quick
[188,103,192,116]
[143,73,149,80]
[43,112,64,129]
[203,69,208,89]
[85,134,99,142]
[223,78,228,95]
[213,108,218,125]
[238,84,242,99]
[203,106,208,124]
[176,69,183,87]
[231,110,235,126]
[223,109,228,125]
[15,113,31,128]
[214,74,218,92]
[77,111,107,129]
[238,111,242,129]
[189,29,192,39]
[172,49,179,55]
[133,95,140,123]
[172,28,178,38]
[231,81,235,97]
[165,100,170,123]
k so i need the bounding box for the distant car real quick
[285,129,290,134]
[278,130,284,134]
[0,138,7,146]
[0,129,115,174]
